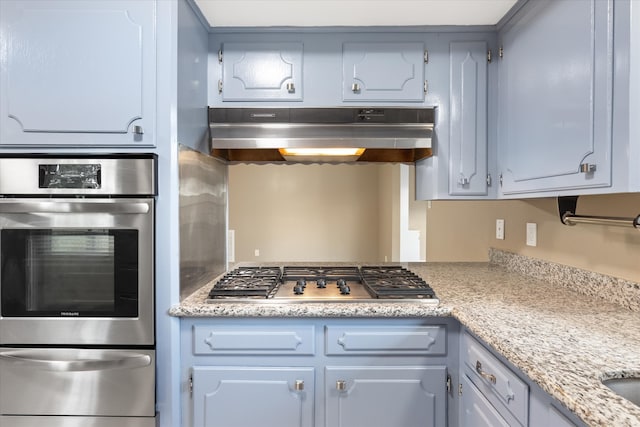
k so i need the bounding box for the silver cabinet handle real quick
[476,360,496,384]
[0,201,150,214]
[133,125,144,135]
[286,82,295,93]
[336,380,347,391]
[294,380,304,391]
[351,83,360,93]
[579,163,596,173]
[0,350,151,372]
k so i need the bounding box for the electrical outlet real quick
[526,223,537,247]
[254,249,260,257]
[496,219,505,240]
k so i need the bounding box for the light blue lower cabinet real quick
[181,318,456,427]
[191,366,314,427]
[460,374,510,427]
[325,366,447,427]
[529,384,581,427]
[460,330,584,427]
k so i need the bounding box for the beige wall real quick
[426,193,640,282]
[229,163,384,262]
[229,163,428,263]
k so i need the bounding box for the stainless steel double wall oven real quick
[0,155,156,427]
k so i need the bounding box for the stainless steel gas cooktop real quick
[206,266,438,305]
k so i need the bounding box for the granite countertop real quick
[170,251,640,427]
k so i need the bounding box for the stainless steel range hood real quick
[209,107,435,163]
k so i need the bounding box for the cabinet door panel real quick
[325,325,446,356]
[221,42,303,101]
[192,366,314,427]
[0,0,156,146]
[325,366,446,427]
[499,0,613,194]
[449,41,488,196]
[193,324,315,355]
[343,42,425,102]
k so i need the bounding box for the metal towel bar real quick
[558,196,640,229]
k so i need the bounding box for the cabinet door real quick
[220,42,303,101]
[342,42,425,102]
[192,366,314,427]
[449,41,489,196]
[460,374,510,427]
[529,387,581,427]
[498,0,613,195]
[0,0,156,147]
[325,366,446,427]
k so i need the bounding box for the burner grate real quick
[282,266,361,282]
[361,266,436,299]
[207,267,281,299]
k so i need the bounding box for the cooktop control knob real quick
[316,278,327,288]
[297,279,307,288]
[336,279,346,288]
[293,284,305,295]
[339,284,351,295]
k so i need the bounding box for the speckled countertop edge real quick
[170,251,640,426]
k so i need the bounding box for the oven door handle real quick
[0,201,150,214]
[0,350,152,372]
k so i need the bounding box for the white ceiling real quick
[193,0,519,27]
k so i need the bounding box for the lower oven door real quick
[0,348,155,418]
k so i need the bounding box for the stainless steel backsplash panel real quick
[179,145,228,300]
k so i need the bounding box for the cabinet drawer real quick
[462,333,528,425]
[193,325,315,355]
[326,325,446,355]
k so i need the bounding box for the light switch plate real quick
[526,223,537,246]
[496,219,505,240]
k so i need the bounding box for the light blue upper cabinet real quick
[497,0,614,195]
[448,41,489,196]
[219,42,303,101]
[415,35,496,201]
[342,42,426,102]
[0,0,157,147]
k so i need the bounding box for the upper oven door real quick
[0,198,154,346]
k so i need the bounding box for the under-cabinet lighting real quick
[278,147,365,162]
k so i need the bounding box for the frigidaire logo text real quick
[60,312,80,316]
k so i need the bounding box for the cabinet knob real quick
[475,360,496,384]
[286,82,295,93]
[336,380,347,391]
[294,380,304,391]
[458,177,470,186]
[133,125,144,135]
[351,83,360,93]
[579,163,596,173]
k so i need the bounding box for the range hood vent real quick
[209,107,435,163]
